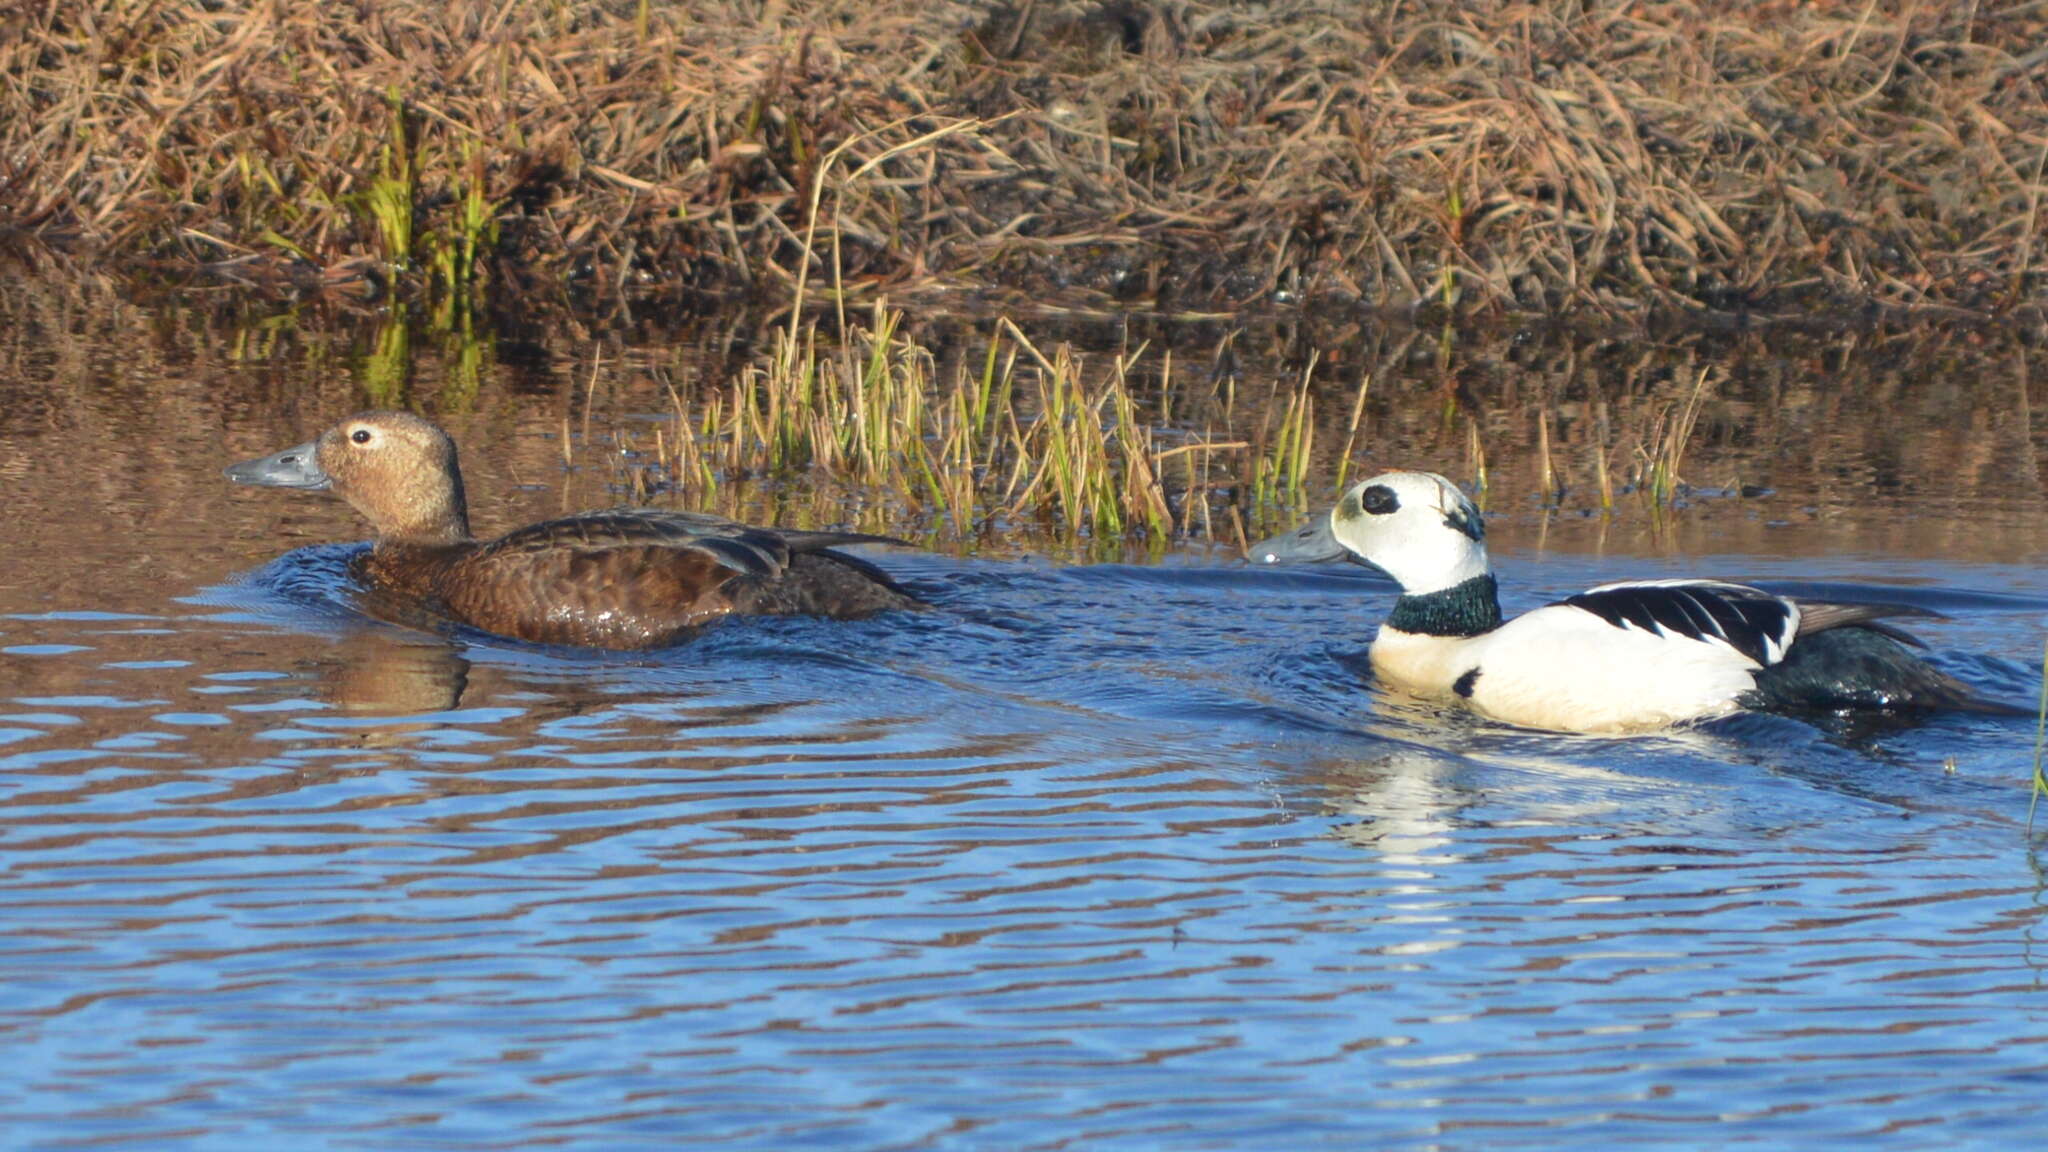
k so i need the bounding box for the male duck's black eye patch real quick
[351,429,373,444]
[1360,484,1399,515]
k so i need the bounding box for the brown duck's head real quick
[226,410,472,545]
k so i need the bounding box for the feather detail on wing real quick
[1560,580,1799,666]
[1790,599,1940,648]
[472,508,909,579]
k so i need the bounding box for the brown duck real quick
[226,411,920,648]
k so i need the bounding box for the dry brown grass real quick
[3,0,2046,319]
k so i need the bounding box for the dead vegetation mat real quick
[4,0,2046,322]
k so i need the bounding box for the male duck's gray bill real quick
[224,442,330,490]
[1248,512,1348,564]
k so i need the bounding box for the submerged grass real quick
[1641,367,1712,509]
[626,303,1203,550]
[2033,637,2048,833]
[604,305,1766,554]
[4,1,2045,320]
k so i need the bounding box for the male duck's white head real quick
[1252,470,1502,636]
[1253,471,1490,592]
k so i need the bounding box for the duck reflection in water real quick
[313,631,472,717]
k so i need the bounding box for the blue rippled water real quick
[7,281,2048,1148]
[4,538,2047,1150]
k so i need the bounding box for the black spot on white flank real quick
[1560,580,1796,666]
[1453,668,1481,698]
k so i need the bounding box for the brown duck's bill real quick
[224,441,330,490]
[1247,512,1348,564]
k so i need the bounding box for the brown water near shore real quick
[2,282,2047,1149]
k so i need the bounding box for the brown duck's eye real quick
[350,429,373,445]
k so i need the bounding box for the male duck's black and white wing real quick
[1559,580,1801,667]
[1560,578,1941,667]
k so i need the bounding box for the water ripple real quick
[0,547,2045,1149]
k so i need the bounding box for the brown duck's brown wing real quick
[437,510,917,648]
[475,510,910,574]
[593,508,915,555]
[726,552,926,618]
[474,511,791,579]
[588,511,924,610]
[440,543,757,648]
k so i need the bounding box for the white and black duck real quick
[1250,470,2016,734]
